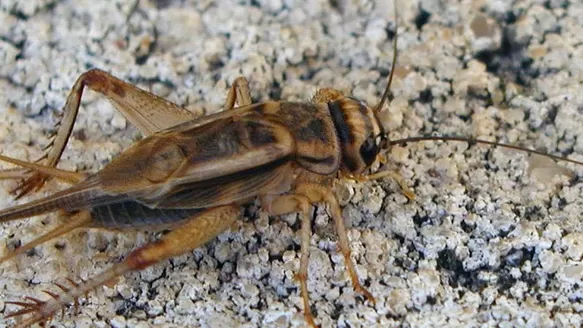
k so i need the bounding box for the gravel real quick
[1,0,583,327]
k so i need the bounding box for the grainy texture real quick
[2,0,583,327]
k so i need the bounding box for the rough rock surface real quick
[1,0,583,327]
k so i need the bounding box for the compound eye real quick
[359,134,379,166]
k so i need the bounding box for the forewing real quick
[96,113,296,206]
[151,161,293,208]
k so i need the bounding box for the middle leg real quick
[295,183,375,304]
[264,194,316,327]
[311,88,344,104]
[224,77,252,110]
[263,182,376,327]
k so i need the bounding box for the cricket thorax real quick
[254,102,343,175]
[327,98,383,175]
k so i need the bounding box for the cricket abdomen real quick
[91,201,204,229]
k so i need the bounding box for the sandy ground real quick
[1,0,583,327]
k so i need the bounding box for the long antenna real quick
[373,2,583,168]
[375,0,399,112]
[388,135,583,166]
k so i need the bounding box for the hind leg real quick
[5,205,239,327]
[0,210,92,265]
[9,69,196,198]
[0,153,86,184]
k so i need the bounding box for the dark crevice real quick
[414,8,431,30]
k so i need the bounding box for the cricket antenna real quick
[388,135,583,167]
[375,0,399,112]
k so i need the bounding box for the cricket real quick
[2,1,583,327]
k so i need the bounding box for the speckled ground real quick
[1,0,583,327]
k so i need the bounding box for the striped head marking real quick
[328,97,385,175]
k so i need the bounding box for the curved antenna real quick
[375,0,399,112]
[388,135,583,166]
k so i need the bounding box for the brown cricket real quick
[1,7,583,328]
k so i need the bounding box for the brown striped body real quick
[0,99,384,231]
[0,62,394,328]
[91,99,384,227]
